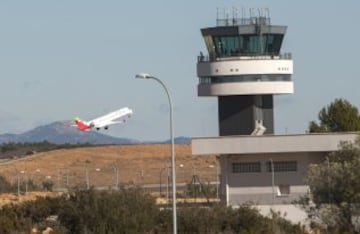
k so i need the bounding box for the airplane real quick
[72,107,133,131]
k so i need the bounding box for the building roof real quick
[192,133,359,155]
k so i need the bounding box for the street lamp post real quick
[20,170,27,194]
[270,158,275,205]
[17,172,21,196]
[135,73,177,234]
[159,163,170,199]
[85,167,90,190]
[112,163,119,190]
[179,164,185,190]
[209,164,219,200]
[159,167,165,196]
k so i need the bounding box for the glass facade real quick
[199,74,291,84]
[212,34,284,58]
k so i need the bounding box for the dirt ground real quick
[0,144,217,205]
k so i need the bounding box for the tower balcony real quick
[198,81,293,96]
[197,55,293,96]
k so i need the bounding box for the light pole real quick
[135,73,177,234]
[270,158,275,205]
[112,163,119,190]
[159,163,170,198]
[85,167,90,190]
[159,167,165,196]
[209,164,219,200]
[17,172,21,196]
[179,164,184,183]
[20,170,27,194]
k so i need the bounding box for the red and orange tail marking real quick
[73,117,90,131]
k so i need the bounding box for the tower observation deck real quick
[197,8,293,136]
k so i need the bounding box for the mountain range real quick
[0,122,191,145]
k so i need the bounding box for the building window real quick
[267,161,297,172]
[232,162,261,173]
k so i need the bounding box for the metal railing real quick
[216,17,270,27]
[198,52,292,63]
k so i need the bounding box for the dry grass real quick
[0,144,217,190]
[0,191,60,207]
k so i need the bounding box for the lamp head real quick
[135,73,153,79]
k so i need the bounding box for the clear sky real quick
[0,1,359,141]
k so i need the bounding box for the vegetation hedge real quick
[0,187,308,234]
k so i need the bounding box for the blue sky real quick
[0,1,359,141]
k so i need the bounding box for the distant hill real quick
[0,122,139,145]
[0,122,191,145]
[162,136,191,144]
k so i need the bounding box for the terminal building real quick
[191,9,357,207]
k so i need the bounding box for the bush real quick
[58,188,159,233]
[0,175,14,193]
[0,188,309,234]
[42,180,54,191]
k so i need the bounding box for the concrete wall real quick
[192,133,359,205]
[192,133,358,155]
[221,152,326,205]
[218,95,274,135]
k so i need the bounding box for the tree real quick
[309,98,360,133]
[304,138,360,233]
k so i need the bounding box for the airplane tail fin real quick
[73,116,91,131]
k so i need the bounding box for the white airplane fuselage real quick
[74,107,133,131]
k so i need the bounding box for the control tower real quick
[197,9,293,136]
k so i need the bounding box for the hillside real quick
[0,121,191,145]
[0,122,140,145]
[0,144,217,190]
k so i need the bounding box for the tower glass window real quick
[212,34,284,57]
[201,74,291,84]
